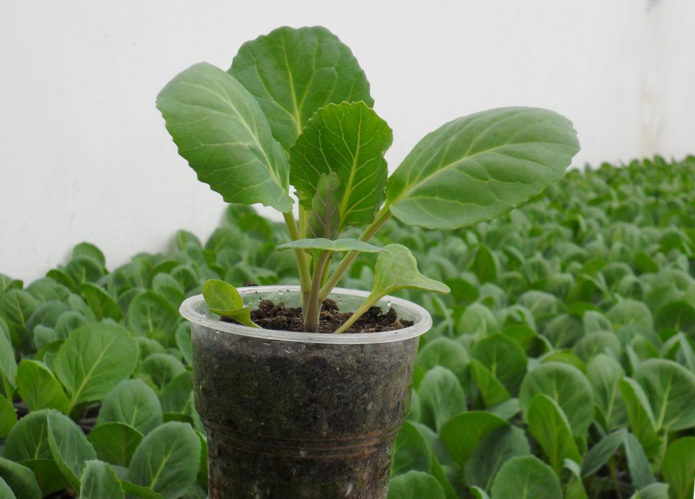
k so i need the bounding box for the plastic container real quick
[180,285,432,498]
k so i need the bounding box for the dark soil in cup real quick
[221,298,413,333]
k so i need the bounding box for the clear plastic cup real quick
[180,286,432,498]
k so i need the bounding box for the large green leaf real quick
[229,26,373,149]
[46,412,97,490]
[417,337,470,384]
[525,394,581,473]
[490,455,562,499]
[80,460,125,499]
[619,377,662,459]
[157,62,292,212]
[290,101,392,227]
[519,362,594,436]
[0,479,15,499]
[3,410,52,462]
[472,334,527,393]
[0,289,38,349]
[440,411,508,467]
[52,323,139,411]
[417,367,467,431]
[470,359,512,407]
[633,359,695,431]
[387,470,445,499]
[126,291,180,345]
[16,359,69,413]
[386,107,579,229]
[97,379,163,435]
[128,422,201,498]
[662,437,695,499]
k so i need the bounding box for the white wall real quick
[1,0,692,282]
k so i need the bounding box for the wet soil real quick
[222,298,413,333]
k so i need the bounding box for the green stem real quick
[304,252,330,332]
[609,458,623,499]
[283,212,311,310]
[298,204,309,239]
[318,205,392,301]
[334,294,378,333]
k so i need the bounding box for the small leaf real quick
[387,471,445,499]
[290,102,392,228]
[417,337,470,383]
[387,107,579,230]
[80,283,122,321]
[308,172,343,239]
[277,238,383,253]
[229,26,373,150]
[624,432,656,489]
[417,367,467,431]
[0,457,42,499]
[80,460,125,499]
[490,455,562,499]
[16,359,70,413]
[88,423,143,467]
[580,429,626,477]
[126,291,180,345]
[662,437,695,499]
[157,62,292,212]
[586,354,627,430]
[47,412,97,490]
[201,279,258,328]
[128,421,201,498]
[470,358,512,408]
[472,334,527,393]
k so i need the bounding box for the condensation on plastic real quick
[179,285,432,344]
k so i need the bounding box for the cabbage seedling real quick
[157,26,579,332]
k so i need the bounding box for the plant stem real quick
[334,294,377,333]
[318,205,392,301]
[283,212,311,310]
[298,204,309,239]
[304,252,330,332]
[609,458,623,499]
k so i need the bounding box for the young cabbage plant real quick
[157,25,580,332]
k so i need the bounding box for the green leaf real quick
[3,410,52,462]
[126,291,180,344]
[308,172,343,239]
[16,460,68,497]
[606,299,653,330]
[519,362,594,436]
[16,359,70,413]
[417,367,467,431]
[630,483,670,499]
[619,377,662,459]
[417,337,470,384]
[388,470,445,499]
[72,242,106,267]
[470,358,512,407]
[277,238,383,253]
[624,432,656,489]
[391,421,431,475]
[0,326,17,394]
[97,379,163,435]
[633,359,695,431]
[372,244,450,297]
[80,460,125,499]
[46,412,97,490]
[157,62,292,212]
[0,289,38,349]
[0,457,42,499]
[464,426,531,492]
[290,101,392,227]
[489,455,562,499]
[472,334,527,393]
[128,421,201,498]
[138,353,185,390]
[88,423,143,467]
[662,437,695,499]
[201,279,258,328]
[586,354,627,430]
[53,323,139,410]
[580,429,626,477]
[229,26,373,150]
[525,394,581,473]
[175,323,193,366]
[440,411,507,467]
[0,395,17,437]
[386,107,579,229]
[159,371,194,416]
[80,282,122,321]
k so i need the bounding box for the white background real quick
[1,0,693,282]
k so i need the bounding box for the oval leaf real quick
[88,423,143,467]
[490,455,562,499]
[440,411,508,467]
[662,437,695,499]
[97,379,163,435]
[277,238,383,253]
[387,107,579,229]
[290,101,392,228]
[229,26,373,149]
[526,394,581,473]
[47,412,97,490]
[387,470,445,499]
[16,359,69,413]
[80,460,125,499]
[157,62,292,212]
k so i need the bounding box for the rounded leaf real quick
[490,455,562,499]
